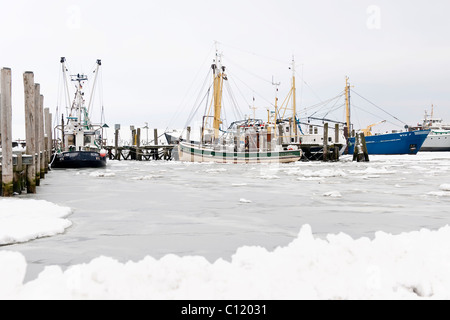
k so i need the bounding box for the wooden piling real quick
[1,68,13,196]
[323,123,329,162]
[23,72,36,193]
[44,108,52,171]
[39,95,45,178]
[278,124,283,145]
[13,153,23,194]
[334,123,340,161]
[353,132,370,162]
[154,129,158,146]
[186,127,191,143]
[360,133,370,162]
[136,128,141,161]
[187,127,193,162]
[114,128,119,160]
[34,84,41,186]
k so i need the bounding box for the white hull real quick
[421,131,450,151]
[178,142,301,164]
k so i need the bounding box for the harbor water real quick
[9,152,450,281]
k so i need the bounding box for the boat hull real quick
[51,151,107,169]
[178,142,301,163]
[348,130,430,155]
[420,131,450,152]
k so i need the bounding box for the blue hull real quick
[348,130,430,155]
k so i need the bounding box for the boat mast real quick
[60,57,72,117]
[87,59,102,117]
[345,76,351,136]
[291,57,298,139]
[272,77,280,140]
[212,49,225,140]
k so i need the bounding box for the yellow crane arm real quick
[362,120,386,136]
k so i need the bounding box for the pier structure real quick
[104,126,175,161]
[0,69,53,197]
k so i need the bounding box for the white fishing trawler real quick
[178,49,302,163]
[52,58,107,168]
[416,107,450,152]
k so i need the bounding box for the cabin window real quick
[286,127,290,132]
[84,136,92,145]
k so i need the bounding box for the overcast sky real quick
[1,0,449,139]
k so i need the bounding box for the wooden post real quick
[323,123,329,162]
[44,108,51,173]
[360,133,370,162]
[352,134,359,162]
[136,128,141,161]
[1,68,13,196]
[23,72,36,193]
[13,153,23,195]
[335,124,340,144]
[154,128,158,145]
[278,124,283,145]
[61,114,65,150]
[245,134,249,163]
[186,127,191,143]
[187,127,193,162]
[39,95,45,179]
[45,108,52,161]
[34,84,41,186]
[236,127,241,152]
[114,128,119,160]
[353,132,370,162]
[334,123,340,161]
[49,112,53,162]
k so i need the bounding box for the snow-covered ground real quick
[0,199,72,245]
[1,224,450,299]
[2,153,450,299]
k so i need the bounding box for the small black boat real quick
[52,151,107,169]
[52,58,108,169]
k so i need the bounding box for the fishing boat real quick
[52,58,107,168]
[178,50,302,163]
[414,107,450,152]
[343,78,430,155]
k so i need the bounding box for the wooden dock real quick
[104,145,175,161]
[1,68,53,197]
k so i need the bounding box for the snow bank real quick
[2,225,450,300]
[0,199,72,245]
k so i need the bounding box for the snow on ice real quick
[89,171,116,178]
[2,225,450,299]
[0,199,72,245]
